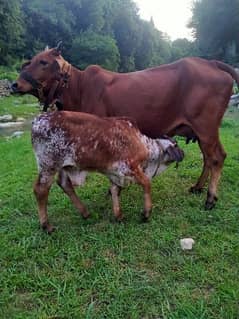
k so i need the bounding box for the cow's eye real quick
[21,60,31,70]
[39,60,48,66]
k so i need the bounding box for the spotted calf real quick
[32,111,184,233]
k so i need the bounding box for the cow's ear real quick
[52,48,61,56]
[52,41,63,56]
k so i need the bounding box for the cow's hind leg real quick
[34,172,55,234]
[205,141,226,209]
[196,139,226,209]
[190,143,210,193]
[131,165,152,221]
[57,169,90,219]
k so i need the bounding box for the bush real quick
[0,65,19,81]
[69,30,120,71]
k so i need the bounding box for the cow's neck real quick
[60,65,84,111]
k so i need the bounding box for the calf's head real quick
[149,138,184,177]
[158,138,184,164]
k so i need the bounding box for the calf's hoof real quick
[141,211,151,223]
[205,193,218,210]
[141,215,149,223]
[115,213,125,223]
[205,201,216,210]
[189,186,203,194]
[42,222,56,234]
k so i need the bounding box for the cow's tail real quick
[212,60,239,86]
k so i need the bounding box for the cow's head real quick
[11,43,70,105]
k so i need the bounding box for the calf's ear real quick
[166,145,184,162]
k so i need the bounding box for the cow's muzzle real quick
[11,81,19,93]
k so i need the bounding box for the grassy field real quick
[0,95,38,119]
[0,96,239,318]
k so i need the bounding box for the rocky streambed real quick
[0,81,39,137]
[0,114,34,138]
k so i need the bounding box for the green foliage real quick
[0,66,18,81]
[135,20,171,69]
[0,108,239,318]
[0,0,181,71]
[189,0,239,62]
[2,0,239,71]
[170,38,199,61]
[0,0,25,64]
[69,30,120,71]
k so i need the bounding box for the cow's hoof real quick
[42,223,56,234]
[189,186,203,194]
[82,211,90,219]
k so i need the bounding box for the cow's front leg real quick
[132,165,152,221]
[34,172,55,234]
[110,184,124,221]
[57,169,90,219]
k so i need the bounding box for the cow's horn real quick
[55,41,63,52]
[45,45,49,51]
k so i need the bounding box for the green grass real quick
[0,65,19,81]
[0,102,239,318]
[0,95,39,119]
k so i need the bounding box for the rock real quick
[16,117,25,122]
[180,238,195,250]
[0,79,11,97]
[0,114,13,122]
[0,121,24,128]
[11,131,24,138]
[229,93,239,106]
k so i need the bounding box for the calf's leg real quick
[110,184,124,221]
[57,169,90,219]
[131,165,152,221]
[34,172,55,233]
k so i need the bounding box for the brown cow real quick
[32,111,184,233]
[12,46,239,209]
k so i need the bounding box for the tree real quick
[189,0,239,62]
[170,38,198,61]
[0,0,25,64]
[110,0,141,71]
[69,30,120,71]
[134,19,171,69]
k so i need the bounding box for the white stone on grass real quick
[180,238,195,250]
[11,131,24,138]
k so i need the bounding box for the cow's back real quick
[81,58,234,138]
